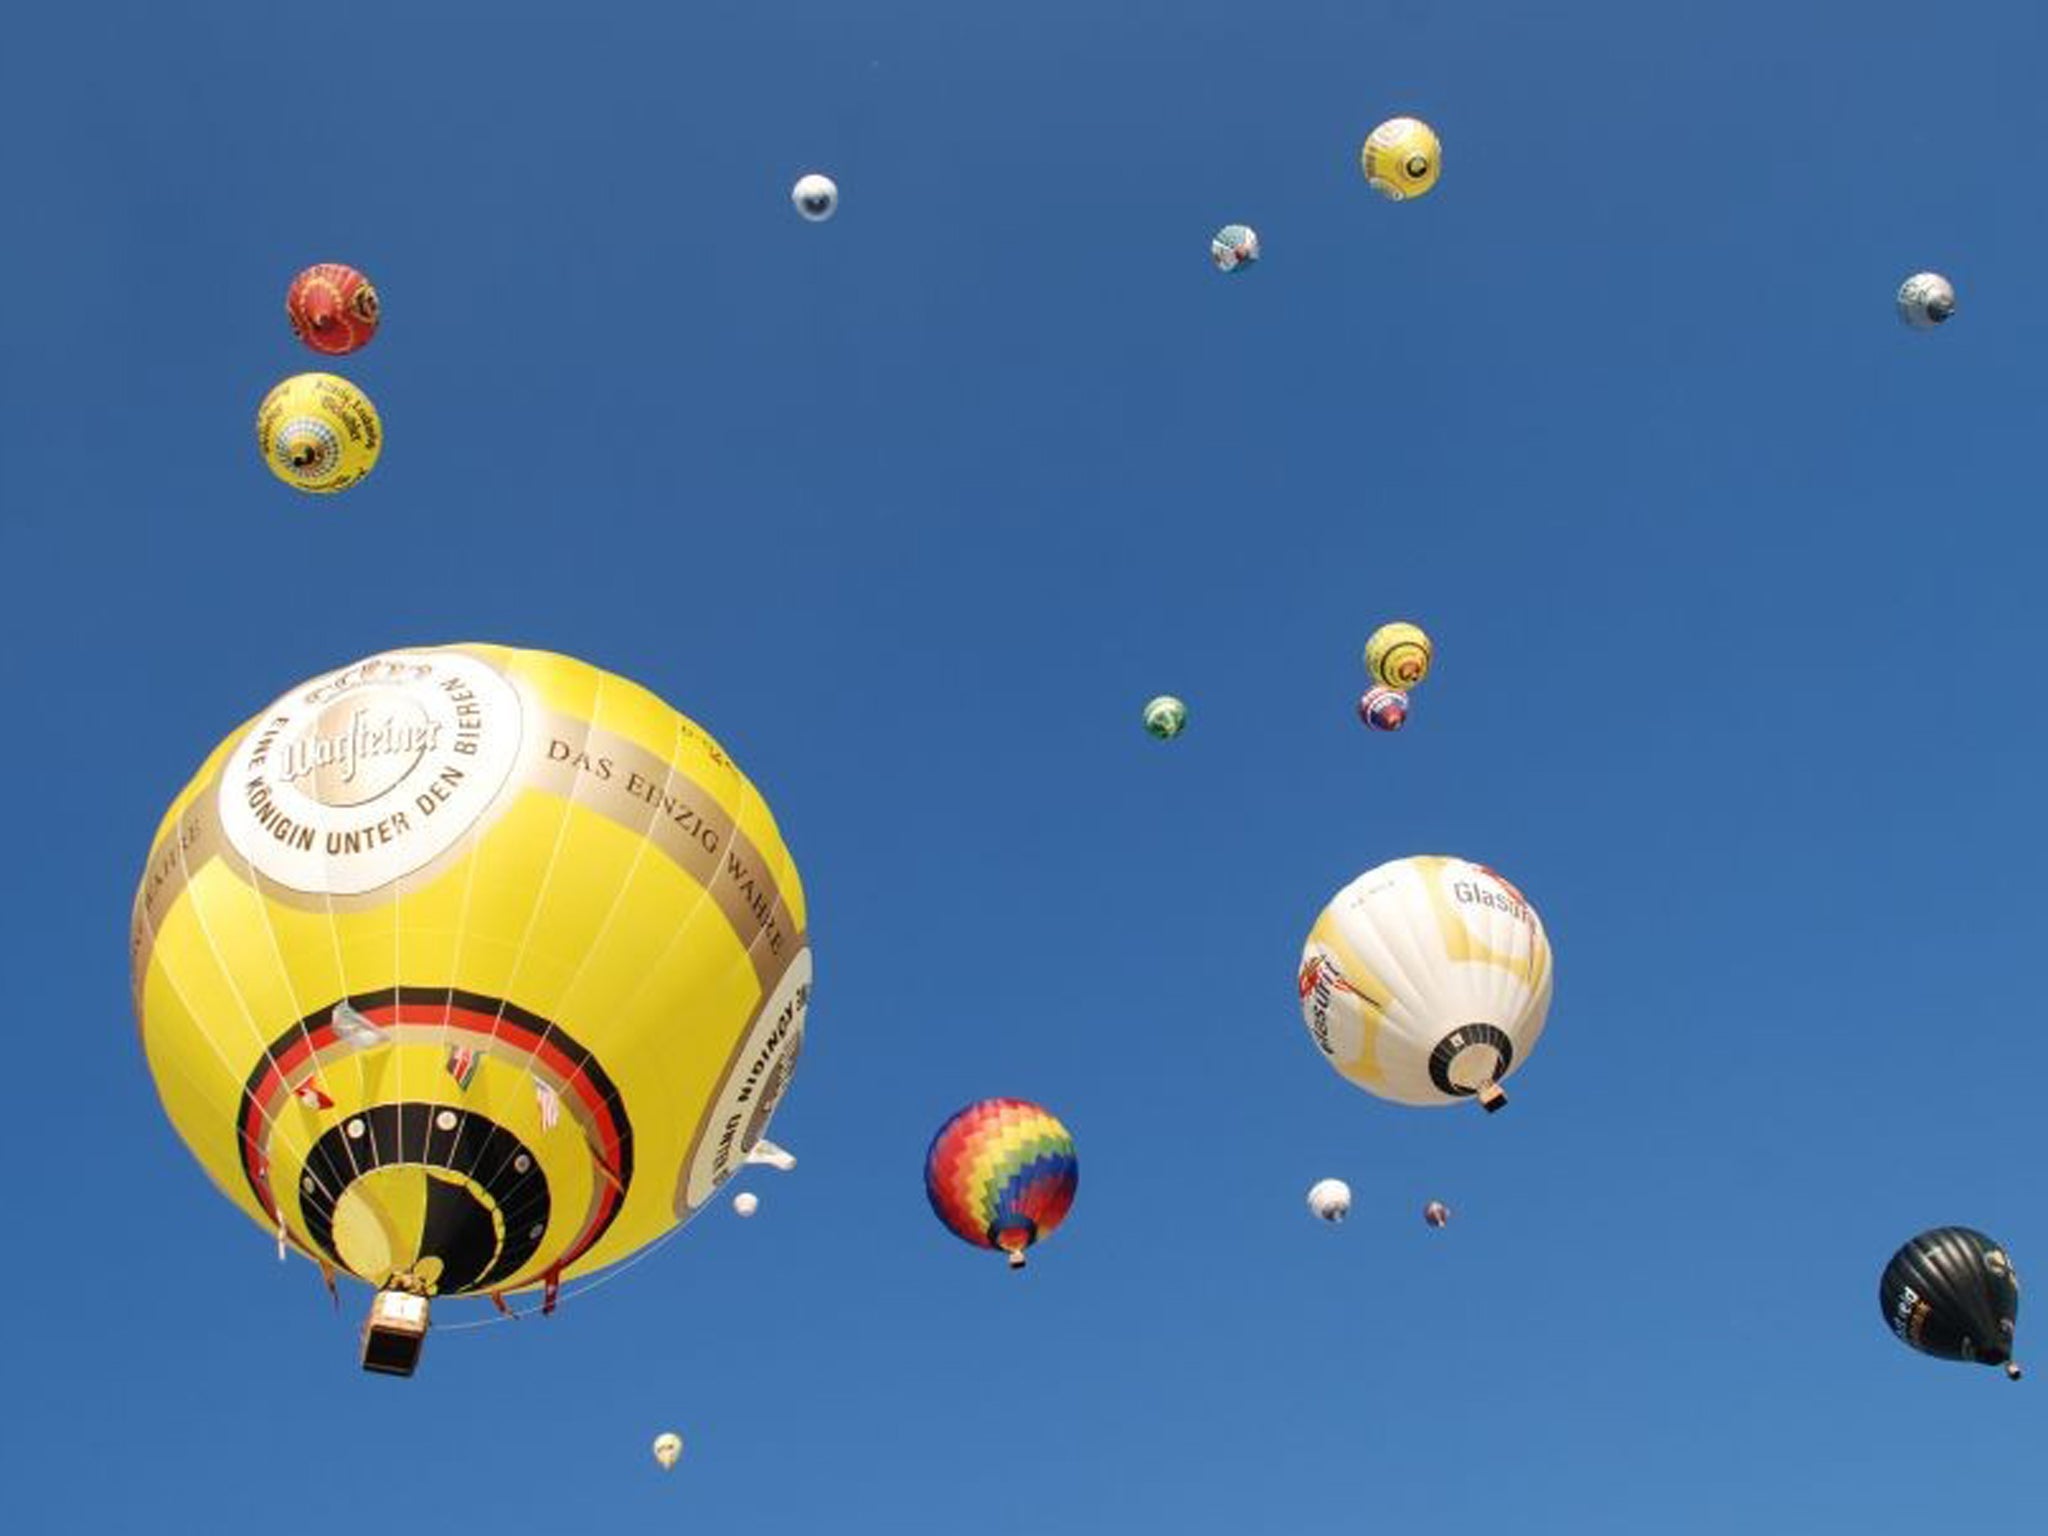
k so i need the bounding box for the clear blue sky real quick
[4,1,2045,1529]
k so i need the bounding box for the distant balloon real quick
[1880,1226,2021,1379]
[1143,695,1188,740]
[256,373,381,493]
[1897,271,1956,330]
[1307,1178,1351,1223]
[1211,224,1260,272]
[1358,685,1409,732]
[1299,856,1554,1113]
[925,1098,1078,1269]
[1364,622,1432,690]
[1424,1200,1450,1228]
[792,173,839,221]
[732,1192,760,1218]
[286,263,380,355]
[653,1432,683,1470]
[1361,117,1441,201]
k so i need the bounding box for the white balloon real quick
[1306,1177,1352,1223]
[652,1432,683,1470]
[1299,856,1554,1113]
[792,173,838,221]
[732,1191,760,1217]
[1897,271,1956,329]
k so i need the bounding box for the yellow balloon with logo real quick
[1364,620,1433,689]
[256,372,382,493]
[131,645,810,1374]
[1361,116,1441,201]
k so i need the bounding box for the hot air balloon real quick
[1143,696,1188,739]
[286,263,381,355]
[792,173,838,221]
[732,1192,760,1218]
[1358,685,1409,732]
[256,373,381,494]
[1364,622,1431,690]
[1298,856,1553,1113]
[131,645,811,1374]
[924,1098,1078,1269]
[1212,224,1260,272]
[1307,1178,1351,1223]
[653,1432,683,1470]
[1424,1200,1450,1228]
[1880,1227,2022,1379]
[1361,117,1441,201]
[1897,271,1957,329]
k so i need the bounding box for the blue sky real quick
[4,1,2046,1529]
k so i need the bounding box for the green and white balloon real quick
[1143,695,1188,739]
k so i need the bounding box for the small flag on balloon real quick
[276,1218,288,1263]
[533,1076,561,1131]
[330,999,390,1052]
[293,1077,334,1110]
[445,1043,483,1090]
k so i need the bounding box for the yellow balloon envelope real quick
[131,645,810,1303]
[257,372,381,493]
[1364,621,1432,689]
[1361,117,1441,201]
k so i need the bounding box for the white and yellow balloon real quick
[1298,856,1552,1113]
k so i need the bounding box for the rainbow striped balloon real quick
[924,1098,1078,1269]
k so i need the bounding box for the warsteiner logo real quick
[219,649,525,896]
[679,947,811,1215]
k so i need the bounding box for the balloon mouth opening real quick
[1429,1025,1516,1102]
[994,1220,1036,1266]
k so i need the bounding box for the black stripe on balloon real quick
[1427,1024,1515,1098]
[295,1102,550,1294]
[235,986,634,1216]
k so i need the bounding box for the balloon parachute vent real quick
[360,1287,430,1377]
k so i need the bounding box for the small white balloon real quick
[792,173,839,222]
[732,1191,760,1217]
[652,1431,683,1470]
[1306,1177,1352,1223]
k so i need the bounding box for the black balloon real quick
[1879,1226,2022,1379]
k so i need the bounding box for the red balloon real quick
[286,263,380,355]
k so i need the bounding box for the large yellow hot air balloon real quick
[1298,856,1551,1113]
[131,645,810,1371]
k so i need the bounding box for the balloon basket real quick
[1477,1083,1507,1114]
[360,1287,430,1377]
